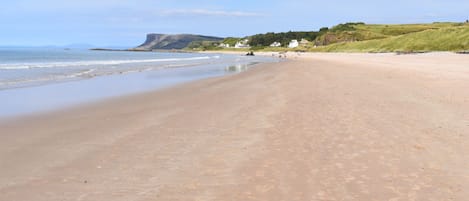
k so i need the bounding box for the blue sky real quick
[1,0,468,47]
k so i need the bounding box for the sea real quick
[0,47,278,118]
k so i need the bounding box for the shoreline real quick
[1,52,469,200]
[0,61,271,123]
[0,52,278,119]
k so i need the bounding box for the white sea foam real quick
[0,50,277,92]
[0,61,212,90]
[0,56,216,70]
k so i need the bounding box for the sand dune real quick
[1,53,468,200]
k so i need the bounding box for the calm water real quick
[0,47,278,118]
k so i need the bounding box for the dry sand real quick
[1,52,468,200]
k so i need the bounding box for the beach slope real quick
[1,53,469,200]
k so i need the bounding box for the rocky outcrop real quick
[131,34,223,51]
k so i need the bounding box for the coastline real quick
[1,52,469,200]
[0,52,278,119]
[0,61,272,123]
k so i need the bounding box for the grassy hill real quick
[311,22,469,52]
[182,22,469,52]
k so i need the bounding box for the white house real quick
[299,39,310,46]
[270,42,282,47]
[288,40,299,48]
[218,43,230,48]
[235,39,250,48]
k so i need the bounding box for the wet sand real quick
[1,52,468,200]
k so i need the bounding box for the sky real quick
[1,0,468,47]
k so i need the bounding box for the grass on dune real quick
[353,23,458,36]
[312,24,469,52]
[208,22,469,53]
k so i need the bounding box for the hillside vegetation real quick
[134,22,469,52]
[311,22,469,52]
[237,22,469,52]
[248,31,321,47]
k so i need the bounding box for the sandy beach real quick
[1,52,468,200]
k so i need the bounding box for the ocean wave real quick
[0,61,212,90]
[0,56,216,70]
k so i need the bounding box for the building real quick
[270,42,282,47]
[235,39,250,48]
[299,39,310,47]
[218,43,230,48]
[288,40,299,48]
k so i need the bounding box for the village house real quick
[235,39,250,48]
[300,39,310,47]
[288,40,299,48]
[218,43,230,48]
[270,42,282,47]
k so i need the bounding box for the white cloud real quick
[159,9,263,17]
